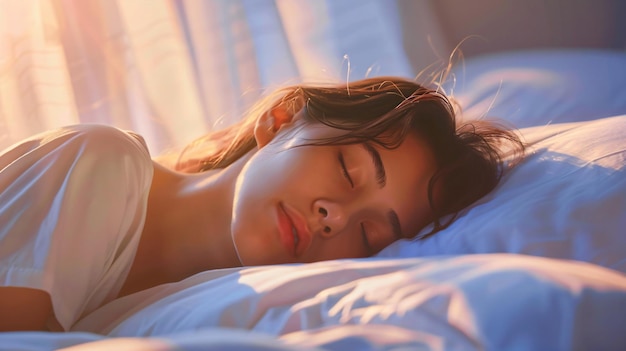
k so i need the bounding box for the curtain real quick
[0,0,447,155]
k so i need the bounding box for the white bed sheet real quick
[3,254,626,351]
[1,49,626,351]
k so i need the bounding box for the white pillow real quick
[379,115,626,273]
[447,50,626,127]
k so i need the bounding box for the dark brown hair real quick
[171,76,524,239]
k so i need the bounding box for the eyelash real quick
[339,152,371,253]
[338,151,354,188]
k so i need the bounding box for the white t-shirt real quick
[0,124,154,330]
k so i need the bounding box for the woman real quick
[0,76,524,331]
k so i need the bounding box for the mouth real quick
[291,225,300,248]
[277,203,310,257]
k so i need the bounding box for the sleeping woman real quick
[0,76,524,332]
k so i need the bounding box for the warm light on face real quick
[231,117,438,266]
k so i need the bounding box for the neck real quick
[120,150,255,296]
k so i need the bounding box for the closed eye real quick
[338,151,354,188]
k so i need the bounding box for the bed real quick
[1,49,625,351]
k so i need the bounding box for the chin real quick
[233,242,277,267]
[243,251,292,266]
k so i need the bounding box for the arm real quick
[0,287,52,331]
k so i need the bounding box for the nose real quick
[314,199,348,237]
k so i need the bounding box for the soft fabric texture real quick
[1,50,625,350]
[379,50,626,274]
[70,254,626,350]
[379,115,626,273]
[0,125,153,330]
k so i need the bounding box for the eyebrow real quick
[362,143,386,188]
[387,210,403,240]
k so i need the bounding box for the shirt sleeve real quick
[0,124,154,330]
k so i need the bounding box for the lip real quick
[277,204,296,257]
[277,202,312,258]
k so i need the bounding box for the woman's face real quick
[231,112,438,266]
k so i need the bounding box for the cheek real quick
[234,148,298,201]
[232,230,281,266]
[229,148,314,265]
[235,145,331,200]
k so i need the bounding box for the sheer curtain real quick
[0,0,446,155]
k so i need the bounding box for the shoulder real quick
[0,125,155,328]
[38,124,151,158]
[1,124,151,168]
[0,124,155,216]
[37,124,154,192]
[1,124,153,192]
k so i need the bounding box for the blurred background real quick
[1,0,624,154]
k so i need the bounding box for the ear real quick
[253,104,298,148]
